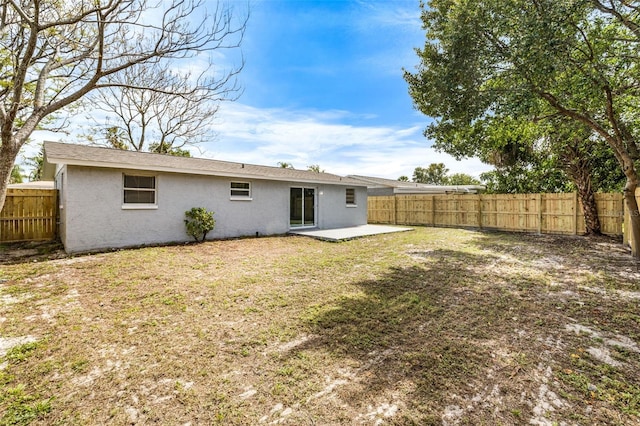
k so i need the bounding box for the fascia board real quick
[46,157,366,187]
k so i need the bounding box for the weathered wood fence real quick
[368,192,627,237]
[0,189,58,243]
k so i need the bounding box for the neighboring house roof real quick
[8,181,55,189]
[43,142,365,187]
[348,175,485,194]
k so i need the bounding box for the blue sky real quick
[27,0,490,180]
[201,0,490,179]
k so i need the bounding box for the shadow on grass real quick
[293,247,553,423]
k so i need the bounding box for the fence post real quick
[478,194,483,229]
[573,192,579,235]
[431,195,436,227]
[393,195,398,225]
[537,193,543,234]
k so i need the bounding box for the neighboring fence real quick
[368,192,625,237]
[0,189,58,243]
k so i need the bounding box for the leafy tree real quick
[148,142,191,158]
[307,164,324,173]
[184,207,216,242]
[448,173,480,186]
[413,163,449,184]
[278,162,294,169]
[405,0,640,255]
[0,0,247,214]
[397,175,409,182]
[23,143,44,181]
[10,165,23,184]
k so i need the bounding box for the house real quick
[347,175,485,196]
[43,142,368,253]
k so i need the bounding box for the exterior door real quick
[290,187,315,227]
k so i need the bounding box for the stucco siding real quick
[61,166,367,253]
[316,185,368,229]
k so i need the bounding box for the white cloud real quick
[18,102,491,182]
[203,103,491,179]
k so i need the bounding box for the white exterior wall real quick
[59,166,367,253]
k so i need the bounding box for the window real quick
[230,181,251,199]
[346,188,356,206]
[123,174,156,205]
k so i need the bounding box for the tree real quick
[10,165,23,184]
[448,173,480,186]
[83,61,231,154]
[397,175,409,182]
[0,0,247,213]
[405,0,640,255]
[413,163,449,184]
[307,164,324,173]
[278,162,294,169]
[24,143,45,181]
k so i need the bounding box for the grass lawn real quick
[1,227,639,425]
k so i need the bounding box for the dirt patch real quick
[0,240,66,264]
[1,228,639,424]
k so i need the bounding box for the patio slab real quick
[289,224,413,242]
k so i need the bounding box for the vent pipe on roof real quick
[241,163,244,168]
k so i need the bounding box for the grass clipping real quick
[1,227,639,425]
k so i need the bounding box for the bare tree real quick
[0,0,247,211]
[83,59,237,154]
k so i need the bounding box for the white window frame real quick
[122,174,158,209]
[346,188,357,207]
[230,181,252,200]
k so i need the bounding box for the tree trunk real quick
[624,182,640,258]
[562,144,601,235]
[0,141,21,213]
[579,187,601,236]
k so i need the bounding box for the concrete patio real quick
[289,224,413,242]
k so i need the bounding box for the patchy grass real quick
[1,227,639,425]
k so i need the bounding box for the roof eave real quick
[45,156,365,187]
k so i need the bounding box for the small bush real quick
[184,208,216,242]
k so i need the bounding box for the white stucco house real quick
[43,142,368,253]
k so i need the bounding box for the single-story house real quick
[347,175,485,196]
[43,142,368,253]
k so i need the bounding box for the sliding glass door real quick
[290,187,315,227]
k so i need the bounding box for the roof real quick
[43,142,365,187]
[8,181,55,189]
[348,175,485,194]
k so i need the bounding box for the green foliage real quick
[448,173,480,186]
[307,164,324,173]
[277,162,294,169]
[481,165,572,194]
[397,175,409,182]
[405,0,638,243]
[411,164,480,186]
[23,143,44,182]
[149,141,191,157]
[104,127,129,151]
[10,165,23,184]
[413,163,449,184]
[184,207,215,242]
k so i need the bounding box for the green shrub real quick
[184,208,216,242]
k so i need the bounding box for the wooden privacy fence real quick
[0,189,57,243]
[368,192,626,237]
